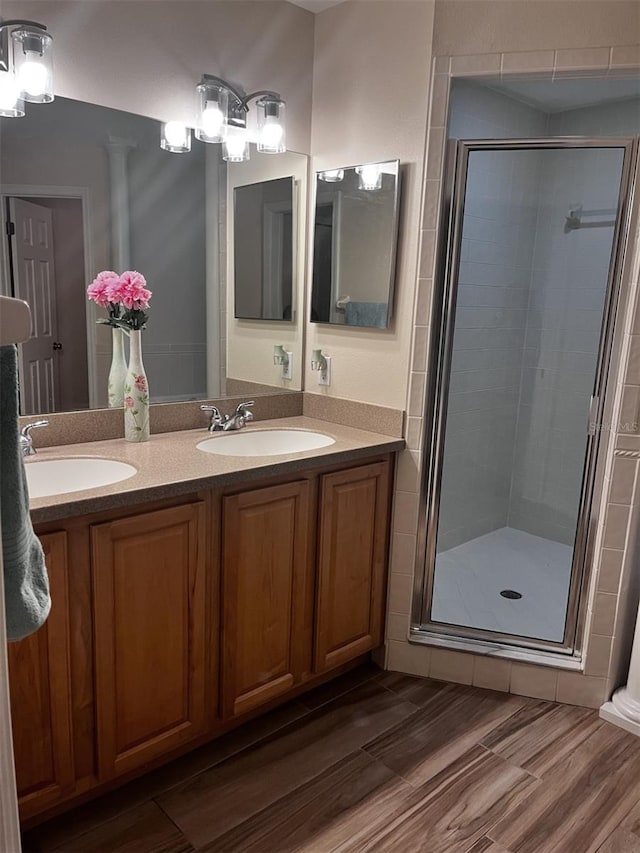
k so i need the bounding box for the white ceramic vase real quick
[124,330,150,442]
[107,327,127,408]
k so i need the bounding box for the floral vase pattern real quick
[107,327,127,408]
[124,330,150,441]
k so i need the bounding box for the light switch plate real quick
[317,354,332,386]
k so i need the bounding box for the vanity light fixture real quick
[318,169,344,183]
[0,18,54,115]
[160,121,191,153]
[162,73,287,158]
[356,163,383,191]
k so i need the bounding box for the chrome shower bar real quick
[565,205,618,232]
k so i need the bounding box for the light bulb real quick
[261,119,283,148]
[0,72,19,111]
[356,164,383,191]
[202,104,224,138]
[161,121,191,153]
[18,53,48,98]
[223,131,250,162]
[165,122,186,147]
[257,97,286,153]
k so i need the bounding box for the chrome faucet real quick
[222,401,255,431]
[20,420,49,457]
[200,401,255,432]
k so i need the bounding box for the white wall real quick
[307,0,435,409]
[2,1,315,154]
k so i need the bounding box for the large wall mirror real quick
[0,96,308,415]
[310,159,400,329]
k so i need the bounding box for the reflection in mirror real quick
[0,97,307,415]
[234,177,294,321]
[310,159,400,329]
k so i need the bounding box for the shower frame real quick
[411,136,639,659]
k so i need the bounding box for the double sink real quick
[25,429,335,499]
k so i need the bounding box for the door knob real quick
[53,341,63,350]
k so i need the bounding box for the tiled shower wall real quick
[386,45,640,709]
[510,145,626,544]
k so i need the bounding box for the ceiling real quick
[287,0,344,12]
[483,77,640,113]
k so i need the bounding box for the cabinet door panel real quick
[8,531,74,819]
[222,481,313,718]
[315,461,391,672]
[92,503,207,779]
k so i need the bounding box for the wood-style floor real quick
[23,664,640,853]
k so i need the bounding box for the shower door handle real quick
[588,395,599,436]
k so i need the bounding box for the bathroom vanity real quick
[7,419,401,823]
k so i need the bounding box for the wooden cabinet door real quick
[221,481,314,718]
[315,461,391,673]
[8,531,75,820]
[91,503,207,780]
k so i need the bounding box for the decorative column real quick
[601,607,640,736]
[106,135,136,270]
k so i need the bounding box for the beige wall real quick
[2,1,315,154]
[433,0,640,56]
[306,0,435,410]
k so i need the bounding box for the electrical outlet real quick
[281,351,293,381]
[317,354,332,386]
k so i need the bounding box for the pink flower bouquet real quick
[87,270,152,331]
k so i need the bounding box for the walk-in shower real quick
[412,77,639,656]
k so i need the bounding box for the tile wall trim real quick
[386,43,640,710]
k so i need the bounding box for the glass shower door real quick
[419,139,637,652]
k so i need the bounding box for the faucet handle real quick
[235,401,255,421]
[200,404,223,431]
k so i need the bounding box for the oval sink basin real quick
[25,458,137,499]
[197,429,335,457]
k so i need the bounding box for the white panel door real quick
[8,198,60,414]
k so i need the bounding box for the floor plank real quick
[481,699,601,777]
[489,722,640,853]
[200,750,411,852]
[156,680,417,848]
[26,802,193,853]
[333,745,537,852]
[363,683,527,786]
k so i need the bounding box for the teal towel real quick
[0,345,50,642]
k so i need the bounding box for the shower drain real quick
[500,589,523,600]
